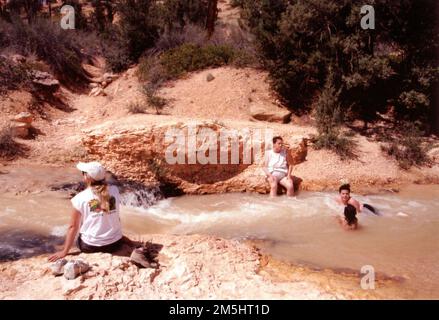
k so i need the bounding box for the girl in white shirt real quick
[49,162,124,261]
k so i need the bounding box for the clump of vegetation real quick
[127,85,168,115]
[0,126,26,159]
[161,44,236,78]
[142,84,168,114]
[0,55,32,95]
[127,101,148,114]
[312,131,357,160]
[102,39,133,73]
[98,0,217,72]
[3,18,87,84]
[312,75,357,160]
[381,123,431,170]
[138,43,253,85]
[111,0,213,63]
[239,0,439,135]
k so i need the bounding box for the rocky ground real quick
[0,234,406,300]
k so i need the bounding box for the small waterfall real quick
[118,181,163,209]
[51,179,164,209]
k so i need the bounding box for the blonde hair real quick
[87,179,110,213]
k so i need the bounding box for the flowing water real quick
[0,185,438,299]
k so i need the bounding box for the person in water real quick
[336,184,361,213]
[336,204,359,230]
[336,183,378,215]
[49,162,125,262]
[263,136,294,197]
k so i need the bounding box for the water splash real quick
[118,182,163,209]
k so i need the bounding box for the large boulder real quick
[250,103,291,123]
[82,119,308,195]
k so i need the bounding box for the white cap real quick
[76,162,106,181]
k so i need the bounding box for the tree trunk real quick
[206,0,218,38]
[105,0,113,23]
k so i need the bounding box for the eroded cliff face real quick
[82,119,308,195]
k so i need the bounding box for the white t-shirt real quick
[266,149,288,174]
[71,185,123,247]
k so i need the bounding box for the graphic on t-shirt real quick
[88,199,101,212]
[88,196,117,213]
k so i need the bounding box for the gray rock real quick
[50,259,68,276]
[63,259,90,280]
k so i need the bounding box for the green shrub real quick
[137,55,167,83]
[312,131,357,160]
[240,0,439,131]
[381,123,431,169]
[160,44,235,78]
[142,83,168,114]
[5,18,87,84]
[103,0,212,69]
[102,41,132,73]
[312,73,357,160]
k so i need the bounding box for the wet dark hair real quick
[273,136,283,144]
[339,183,351,193]
[344,204,357,226]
